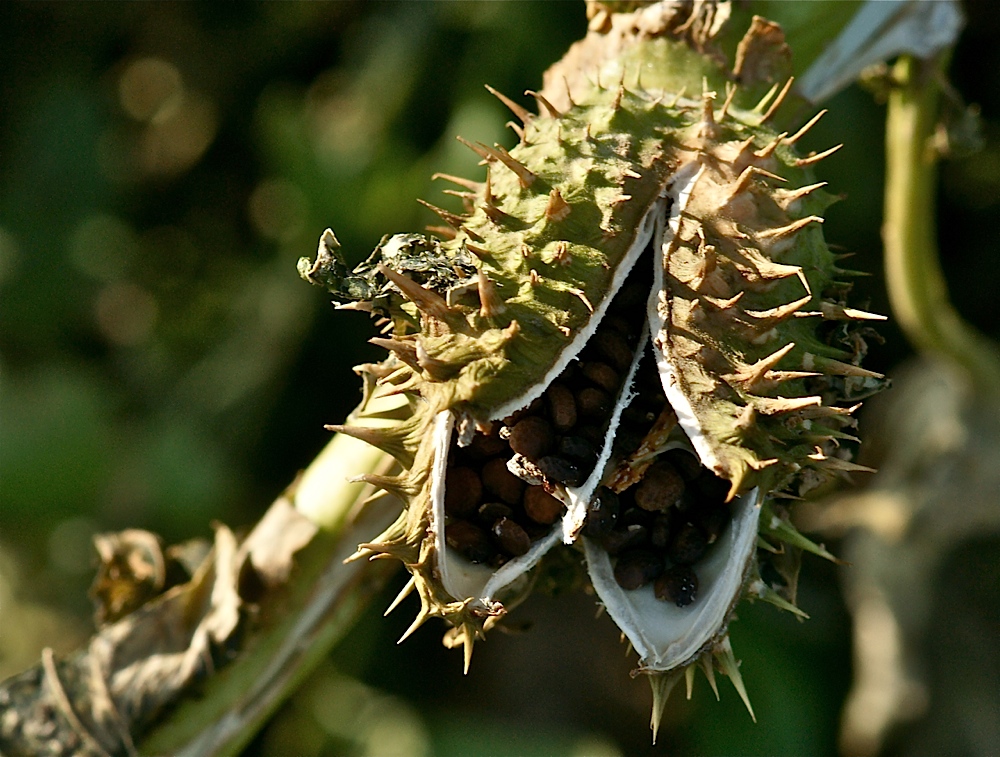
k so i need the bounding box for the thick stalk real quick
[883,54,1000,394]
[141,432,402,757]
[0,428,402,757]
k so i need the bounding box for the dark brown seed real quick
[477,501,512,526]
[492,517,531,557]
[584,486,619,538]
[620,506,652,527]
[600,524,649,555]
[612,427,645,457]
[576,387,611,419]
[444,467,482,517]
[557,435,597,466]
[654,565,698,607]
[577,424,604,446]
[508,416,554,460]
[581,362,620,393]
[694,471,730,502]
[546,383,577,432]
[536,455,586,487]
[668,522,708,564]
[603,314,633,336]
[445,520,494,564]
[635,461,686,512]
[621,405,656,427]
[613,549,664,590]
[697,502,731,544]
[674,488,699,514]
[521,519,552,541]
[591,329,633,372]
[609,281,647,313]
[662,449,703,481]
[502,396,544,427]
[523,486,564,525]
[650,513,672,549]
[466,431,509,461]
[481,457,525,504]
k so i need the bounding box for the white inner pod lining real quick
[560,324,650,544]
[485,197,665,425]
[647,162,728,478]
[583,486,763,671]
[430,409,561,610]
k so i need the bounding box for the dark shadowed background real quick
[2,2,998,755]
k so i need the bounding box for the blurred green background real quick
[1,2,998,755]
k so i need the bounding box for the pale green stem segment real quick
[883,54,1000,395]
[140,433,401,757]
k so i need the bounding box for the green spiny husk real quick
[301,7,885,729]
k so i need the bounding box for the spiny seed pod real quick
[299,5,886,737]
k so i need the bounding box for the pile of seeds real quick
[443,259,650,567]
[584,448,732,607]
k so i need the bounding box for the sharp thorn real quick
[425,224,457,240]
[731,165,787,196]
[384,576,417,616]
[484,84,533,124]
[760,77,794,123]
[459,225,484,242]
[562,75,575,107]
[455,135,493,162]
[754,132,787,159]
[431,172,482,192]
[773,182,827,210]
[750,577,810,619]
[524,89,561,118]
[752,82,780,114]
[477,269,505,318]
[611,80,624,111]
[794,143,843,167]
[464,241,490,260]
[377,261,457,320]
[544,187,571,221]
[416,198,465,229]
[649,670,684,745]
[716,636,755,722]
[700,656,720,700]
[786,109,828,145]
[397,609,428,644]
[719,82,737,119]
[757,215,823,241]
[744,295,812,322]
[490,142,536,187]
[802,352,884,378]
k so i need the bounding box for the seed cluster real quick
[443,266,649,567]
[585,447,732,607]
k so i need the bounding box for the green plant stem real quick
[883,54,1000,394]
[139,432,402,757]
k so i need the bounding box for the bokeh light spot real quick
[248,178,308,243]
[69,214,137,281]
[94,281,158,346]
[119,57,184,124]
